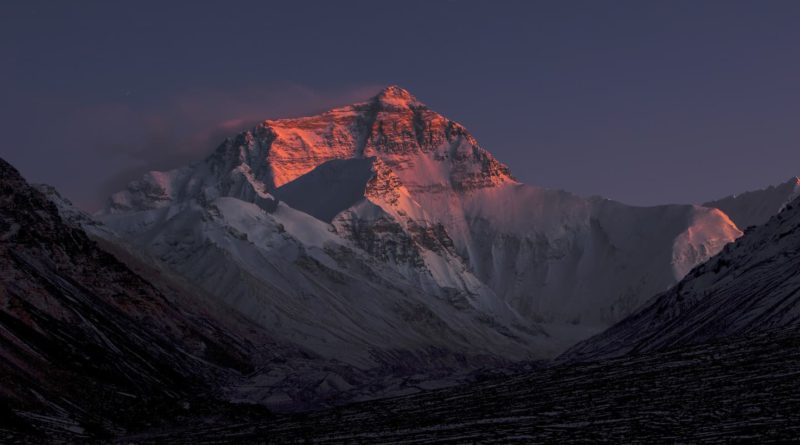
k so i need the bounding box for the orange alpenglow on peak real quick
[373,85,422,108]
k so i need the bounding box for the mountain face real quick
[562,194,800,363]
[99,86,742,365]
[704,177,800,229]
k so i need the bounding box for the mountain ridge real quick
[703,176,800,229]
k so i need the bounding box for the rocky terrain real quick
[134,327,800,444]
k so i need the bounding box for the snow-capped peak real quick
[101,86,748,364]
[373,85,422,109]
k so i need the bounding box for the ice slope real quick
[704,176,800,229]
[562,194,800,363]
[101,86,742,356]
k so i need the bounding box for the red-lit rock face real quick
[221,86,514,195]
[107,86,515,215]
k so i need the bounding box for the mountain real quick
[5,83,799,441]
[99,86,742,366]
[704,177,800,229]
[562,193,800,363]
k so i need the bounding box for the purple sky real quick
[3,0,800,211]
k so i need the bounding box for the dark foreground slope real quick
[133,327,800,443]
[0,158,276,441]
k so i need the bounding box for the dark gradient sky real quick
[3,1,800,210]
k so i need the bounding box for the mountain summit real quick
[373,85,421,108]
[107,86,512,215]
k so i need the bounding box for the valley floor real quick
[118,328,800,444]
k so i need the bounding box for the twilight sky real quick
[3,0,800,211]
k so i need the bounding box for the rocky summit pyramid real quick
[99,86,743,368]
